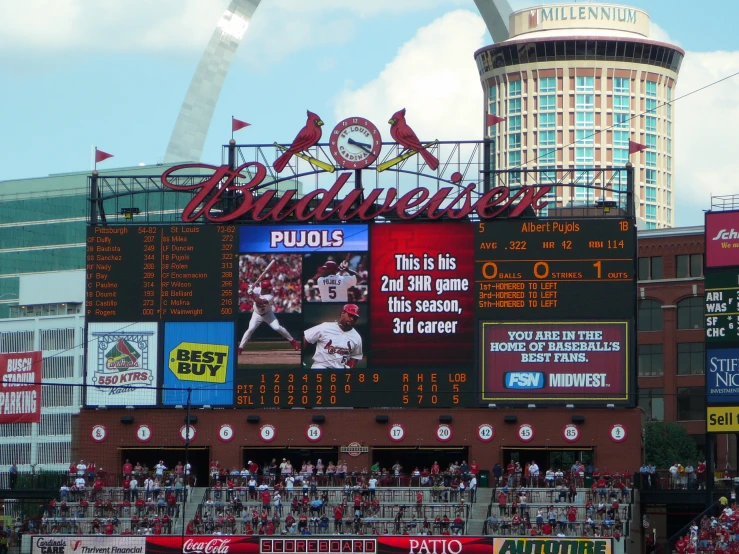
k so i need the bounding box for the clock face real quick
[330,117,382,169]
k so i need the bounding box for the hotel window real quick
[613,130,629,147]
[509,98,521,115]
[614,112,630,128]
[666,191,672,205]
[613,149,629,167]
[666,121,672,137]
[509,134,521,149]
[509,150,521,168]
[488,86,497,104]
[676,254,703,278]
[638,299,663,331]
[666,156,672,171]
[539,113,555,129]
[613,95,630,112]
[646,222,657,230]
[646,134,657,150]
[667,174,672,190]
[508,115,521,132]
[576,94,594,110]
[539,77,556,93]
[539,130,555,147]
[677,343,705,375]
[575,148,594,164]
[667,102,672,119]
[539,95,556,111]
[677,297,704,330]
[614,77,629,94]
[538,149,556,165]
[666,86,673,119]
[646,186,657,203]
[509,80,521,97]
[639,388,664,421]
[646,116,657,132]
[646,204,657,221]
[576,112,594,128]
[667,208,672,221]
[677,387,705,421]
[666,138,672,154]
[576,76,594,92]
[646,169,657,185]
[646,81,657,97]
[488,86,498,135]
[646,98,657,114]
[638,344,663,377]
[575,130,593,145]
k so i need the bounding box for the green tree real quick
[644,422,700,469]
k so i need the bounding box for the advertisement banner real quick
[239,225,369,253]
[370,223,475,369]
[491,538,612,554]
[163,322,235,405]
[32,536,145,554]
[480,322,629,402]
[707,348,739,403]
[85,322,158,406]
[146,536,259,554]
[262,538,377,553]
[706,211,739,268]
[377,537,489,554]
[0,351,41,424]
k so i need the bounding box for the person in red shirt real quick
[93,477,104,500]
[498,491,507,516]
[470,460,480,476]
[416,491,423,517]
[104,520,114,535]
[567,506,577,532]
[261,490,271,513]
[541,522,553,535]
[697,461,706,489]
[285,513,295,533]
[531,526,539,536]
[122,477,131,501]
[431,462,440,475]
[452,516,464,535]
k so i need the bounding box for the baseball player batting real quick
[303,304,363,369]
[238,279,299,354]
[315,260,360,302]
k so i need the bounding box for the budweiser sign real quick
[161,163,551,223]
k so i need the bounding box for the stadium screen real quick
[85,218,636,408]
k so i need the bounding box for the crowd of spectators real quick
[671,498,739,554]
[239,254,302,313]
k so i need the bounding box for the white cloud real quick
[674,51,739,223]
[333,10,487,141]
[648,22,680,47]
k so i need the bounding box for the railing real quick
[0,470,69,490]
[636,469,735,491]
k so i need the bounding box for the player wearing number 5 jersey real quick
[238,279,299,354]
[316,261,359,302]
[304,304,363,369]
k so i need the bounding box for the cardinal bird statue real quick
[273,111,324,173]
[388,108,439,170]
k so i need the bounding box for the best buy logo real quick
[168,342,228,383]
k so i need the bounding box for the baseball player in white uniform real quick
[238,279,299,354]
[303,304,363,369]
[315,261,360,302]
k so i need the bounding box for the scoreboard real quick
[85,218,636,408]
[705,268,739,344]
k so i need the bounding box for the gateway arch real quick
[163,0,512,163]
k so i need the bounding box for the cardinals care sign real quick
[0,351,42,424]
[161,110,551,224]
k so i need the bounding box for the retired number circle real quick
[562,424,580,443]
[91,425,107,443]
[436,424,453,442]
[218,424,234,442]
[518,424,535,443]
[610,424,627,443]
[260,424,276,443]
[306,424,323,442]
[477,424,495,442]
[388,423,406,442]
[136,424,152,443]
[179,425,197,442]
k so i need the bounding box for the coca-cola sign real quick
[161,163,551,224]
[145,537,259,554]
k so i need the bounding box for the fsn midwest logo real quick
[93,332,154,394]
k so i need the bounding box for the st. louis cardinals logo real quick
[324,340,352,356]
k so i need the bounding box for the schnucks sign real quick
[706,210,739,268]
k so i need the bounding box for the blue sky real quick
[2,0,738,226]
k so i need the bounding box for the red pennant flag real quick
[95,148,114,163]
[487,114,506,127]
[232,117,251,132]
[628,140,648,155]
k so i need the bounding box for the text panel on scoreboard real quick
[479,321,630,403]
[475,219,636,319]
[705,268,739,345]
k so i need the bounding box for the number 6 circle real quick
[388,423,406,442]
[305,424,323,442]
[436,424,453,442]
